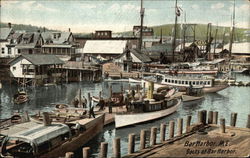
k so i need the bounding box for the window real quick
[12,67,16,71]
[196,81,199,85]
[8,48,11,54]
[18,50,21,54]
[208,81,210,85]
[1,48,4,54]
[182,81,184,84]
[204,81,207,85]
[193,81,195,85]
[185,81,188,85]
[175,80,177,84]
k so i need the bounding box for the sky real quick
[1,0,249,33]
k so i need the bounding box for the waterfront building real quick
[41,30,76,57]
[0,24,15,58]
[9,54,64,86]
[82,40,127,60]
[15,32,44,54]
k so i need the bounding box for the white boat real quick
[157,74,229,93]
[115,98,181,128]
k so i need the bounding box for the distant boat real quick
[13,90,29,104]
[157,74,229,93]
[115,98,181,128]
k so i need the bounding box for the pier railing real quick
[64,111,250,158]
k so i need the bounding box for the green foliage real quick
[152,24,249,42]
[0,22,59,32]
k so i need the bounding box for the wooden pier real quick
[64,111,250,158]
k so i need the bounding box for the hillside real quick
[151,24,249,42]
[0,22,59,32]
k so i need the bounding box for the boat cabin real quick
[157,74,213,88]
[186,86,203,97]
[1,123,71,157]
[126,98,178,113]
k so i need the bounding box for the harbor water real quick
[0,74,250,157]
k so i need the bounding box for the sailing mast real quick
[172,0,179,62]
[229,0,235,58]
[139,0,144,51]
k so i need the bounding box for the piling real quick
[246,114,250,128]
[220,118,226,133]
[202,110,207,124]
[113,137,121,158]
[128,133,135,154]
[24,111,30,122]
[160,123,166,142]
[42,112,51,126]
[169,121,175,139]
[212,111,218,124]
[208,111,213,124]
[177,118,183,136]
[65,152,74,158]
[230,112,237,127]
[186,115,192,133]
[198,111,202,124]
[99,91,102,99]
[82,147,90,158]
[99,142,108,158]
[150,127,157,146]
[140,129,146,150]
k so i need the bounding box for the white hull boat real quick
[115,99,181,128]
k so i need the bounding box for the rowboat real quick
[13,91,29,104]
[115,98,181,128]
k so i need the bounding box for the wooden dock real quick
[64,110,250,158]
[124,125,250,157]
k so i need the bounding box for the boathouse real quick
[9,54,64,86]
[112,48,151,72]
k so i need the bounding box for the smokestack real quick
[68,28,71,32]
[8,22,11,28]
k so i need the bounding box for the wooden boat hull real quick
[115,99,181,128]
[182,95,204,102]
[40,114,105,158]
[203,84,229,93]
[14,96,29,104]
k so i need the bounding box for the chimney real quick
[43,27,46,32]
[68,28,71,32]
[8,22,11,28]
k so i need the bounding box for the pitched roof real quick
[16,32,43,48]
[41,32,72,44]
[131,49,152,63]
[83,40,127,54]
[223,42,250,54]
[0,28,13,40]
[9,54,65,65]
